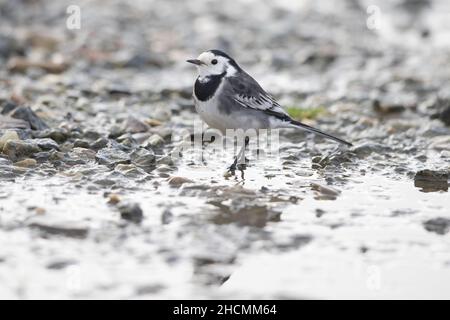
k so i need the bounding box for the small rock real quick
[438,105,450,126]
[115,164,145,177]
[168,176,193,187]
[9,106,49,130]
[352,142,388,158]
[373,100,406,114]
[108,125,125,139]
[311,182,341,200]
[161,209,173,224]
[96,147,130,167]
[145,134,165,147]
[3,140,40,161]
[423,218,450,235]
[69,147,97,161]
[429,136,450,151]
[210,198,281,228]
[33,138,59,151]
[28,216,89,238]
[0,35,24,58]
[7,57,68,74]
[0,130,20,150]
[124,115,150,133]
[46,259,77,270]
[14,158,37,168]
[34,129,68,143]
[107,193,121,205]
[414,169,449,192]
[73,139,90,148]
[118,203,143,223]
[144,119,163,126]
[90,137,109,150]
[130,148,155,167]
[0,115,29,129]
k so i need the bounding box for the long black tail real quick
[289,119,353,147]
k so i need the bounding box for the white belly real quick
[194,96,272,133]
[194,95,227,132]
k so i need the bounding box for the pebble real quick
[145,134,165,147]
[14,158,37,168]
[2,140,40,161]
[107,193,121,205]
[28,216,89,238]
[428,136,450,151]
[34,129,68,143]
[90,137,109,150]
[96,147,130,167]
[168,176,193,187]
[414,169,449,192]
[33,138,59,151]
[115,164,145,177]
[124,115,150,133]
[161,209,173,224]
[118,203,144,223]
[0,130,20,150]
[130,148,155,167]
[9,106,49,130]
[423,218,450,235]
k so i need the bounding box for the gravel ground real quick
[0,0,450,299]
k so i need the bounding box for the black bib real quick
[194,72,226,101]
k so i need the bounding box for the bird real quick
[187,49,352,173]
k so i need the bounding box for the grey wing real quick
[220,72,291,121]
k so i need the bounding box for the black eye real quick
[211,59,218,65]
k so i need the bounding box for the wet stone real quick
[311,182,341,200]
[28,217,89,238]
[33,138,59,151]
[3,140,40,161]
[414,169,449,192]
[209,198,281,228]
[423,218,450,235]
[161,209,173,225]
[73,139,90,148]
[0,130,20,150]
[96,147,130,167]
[83,130,101,141]
[145,134,165,147]
[130,148,155,167]
[69,147,97,161]
[14,158,37,168]
[168,176,193,187]
[373,99,406,114]
[90,137,109,150]
[115,164,145,177]
[118,202,144,223]
[0,115,30,129]
[108,125,125,139]
[46,259,78,270]
[124,115,150,133]
[9,106,48,130]
[352,142,389,158]
[34,129,68,143]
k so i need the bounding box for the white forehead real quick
[198,51,215,62]
[198,51,224,63]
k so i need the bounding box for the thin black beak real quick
[186,59,204,66]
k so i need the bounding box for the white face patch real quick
[196,51,233,78]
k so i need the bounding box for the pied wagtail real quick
[187,49,352,173]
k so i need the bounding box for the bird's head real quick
[187,49,241,78]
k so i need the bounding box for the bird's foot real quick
[223,157,237,177]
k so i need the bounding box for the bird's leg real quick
[236,136,249,171]
[227,136,249,173]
